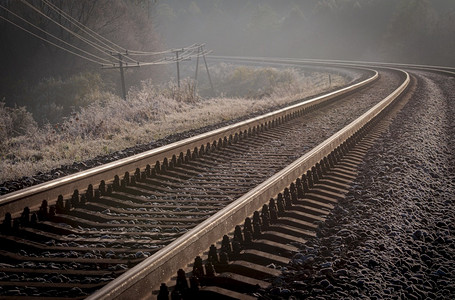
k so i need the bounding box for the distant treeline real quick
[156,0,455,66]
[1,0,453,118]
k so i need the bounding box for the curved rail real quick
[0,67,378,218]
[211,55,455,77]
[87,67,409,300]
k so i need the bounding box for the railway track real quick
[0,58,428,299]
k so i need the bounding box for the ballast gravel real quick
[260,71,455,299]
[0,70,398,297]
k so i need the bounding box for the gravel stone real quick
[260,70,455,299]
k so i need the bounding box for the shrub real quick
[26,72,106,124]
[0,67,349,183]
[189,63,298,99]
[158,78,199,103]
[0,102,37,148]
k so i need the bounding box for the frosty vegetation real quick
[0,64,347,183]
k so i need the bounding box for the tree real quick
[0,0,163,107]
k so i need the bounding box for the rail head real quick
[0,64,378,218]
[211,55,455,75]
[86,68,409,300]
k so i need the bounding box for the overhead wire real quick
[2,1,211,68]
[20,0,119,55]
[0,15,106,65]
[128,43,202,56]
[41,0,122,53]
[38,1,208,63]
[0,4,116,64]
[125,48,195,67]
[127,48,175,56]
[19,0,139,64]
[106,44,210,68]
[25,0,202,65]
[39,0,168,64]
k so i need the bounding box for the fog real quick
[1,0,454,115]
[155,0,455,66]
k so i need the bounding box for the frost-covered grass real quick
[0,66,348,183]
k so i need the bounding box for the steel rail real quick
[87,67,409,300]
[211,55,455,76]
[286,58,455,77]
[0,66,378,219]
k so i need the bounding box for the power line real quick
[19,0,135,63]
[22,0,198,66]
[0,15,106,65]
[40,0,203,61]
[40,0,153,65]
[41,0,122,54]
[1,4,208,68]
[103,45,209,68]
[0,4,116,64]
[16,1,205,66]
[128,43,202,56]
[1,2,213,100]
[20,0,118,56]
[40,0,169,62]
[40,0,140,65]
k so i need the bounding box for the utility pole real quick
[194,46,200,98]
[175,49,181,88]
[202,45,214,94]
[193,44,214,96]
[99,43,211,101]
[103,52,139,100]
[118,53,127,100]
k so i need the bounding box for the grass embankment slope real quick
[0,65,349,183]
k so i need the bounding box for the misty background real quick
[1,0,454,120]
[156,0,455,65]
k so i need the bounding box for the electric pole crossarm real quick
[101,65,140,70]
[99,44,212,99]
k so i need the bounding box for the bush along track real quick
[0,66,354,193]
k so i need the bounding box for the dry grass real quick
[0,66,348,183]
